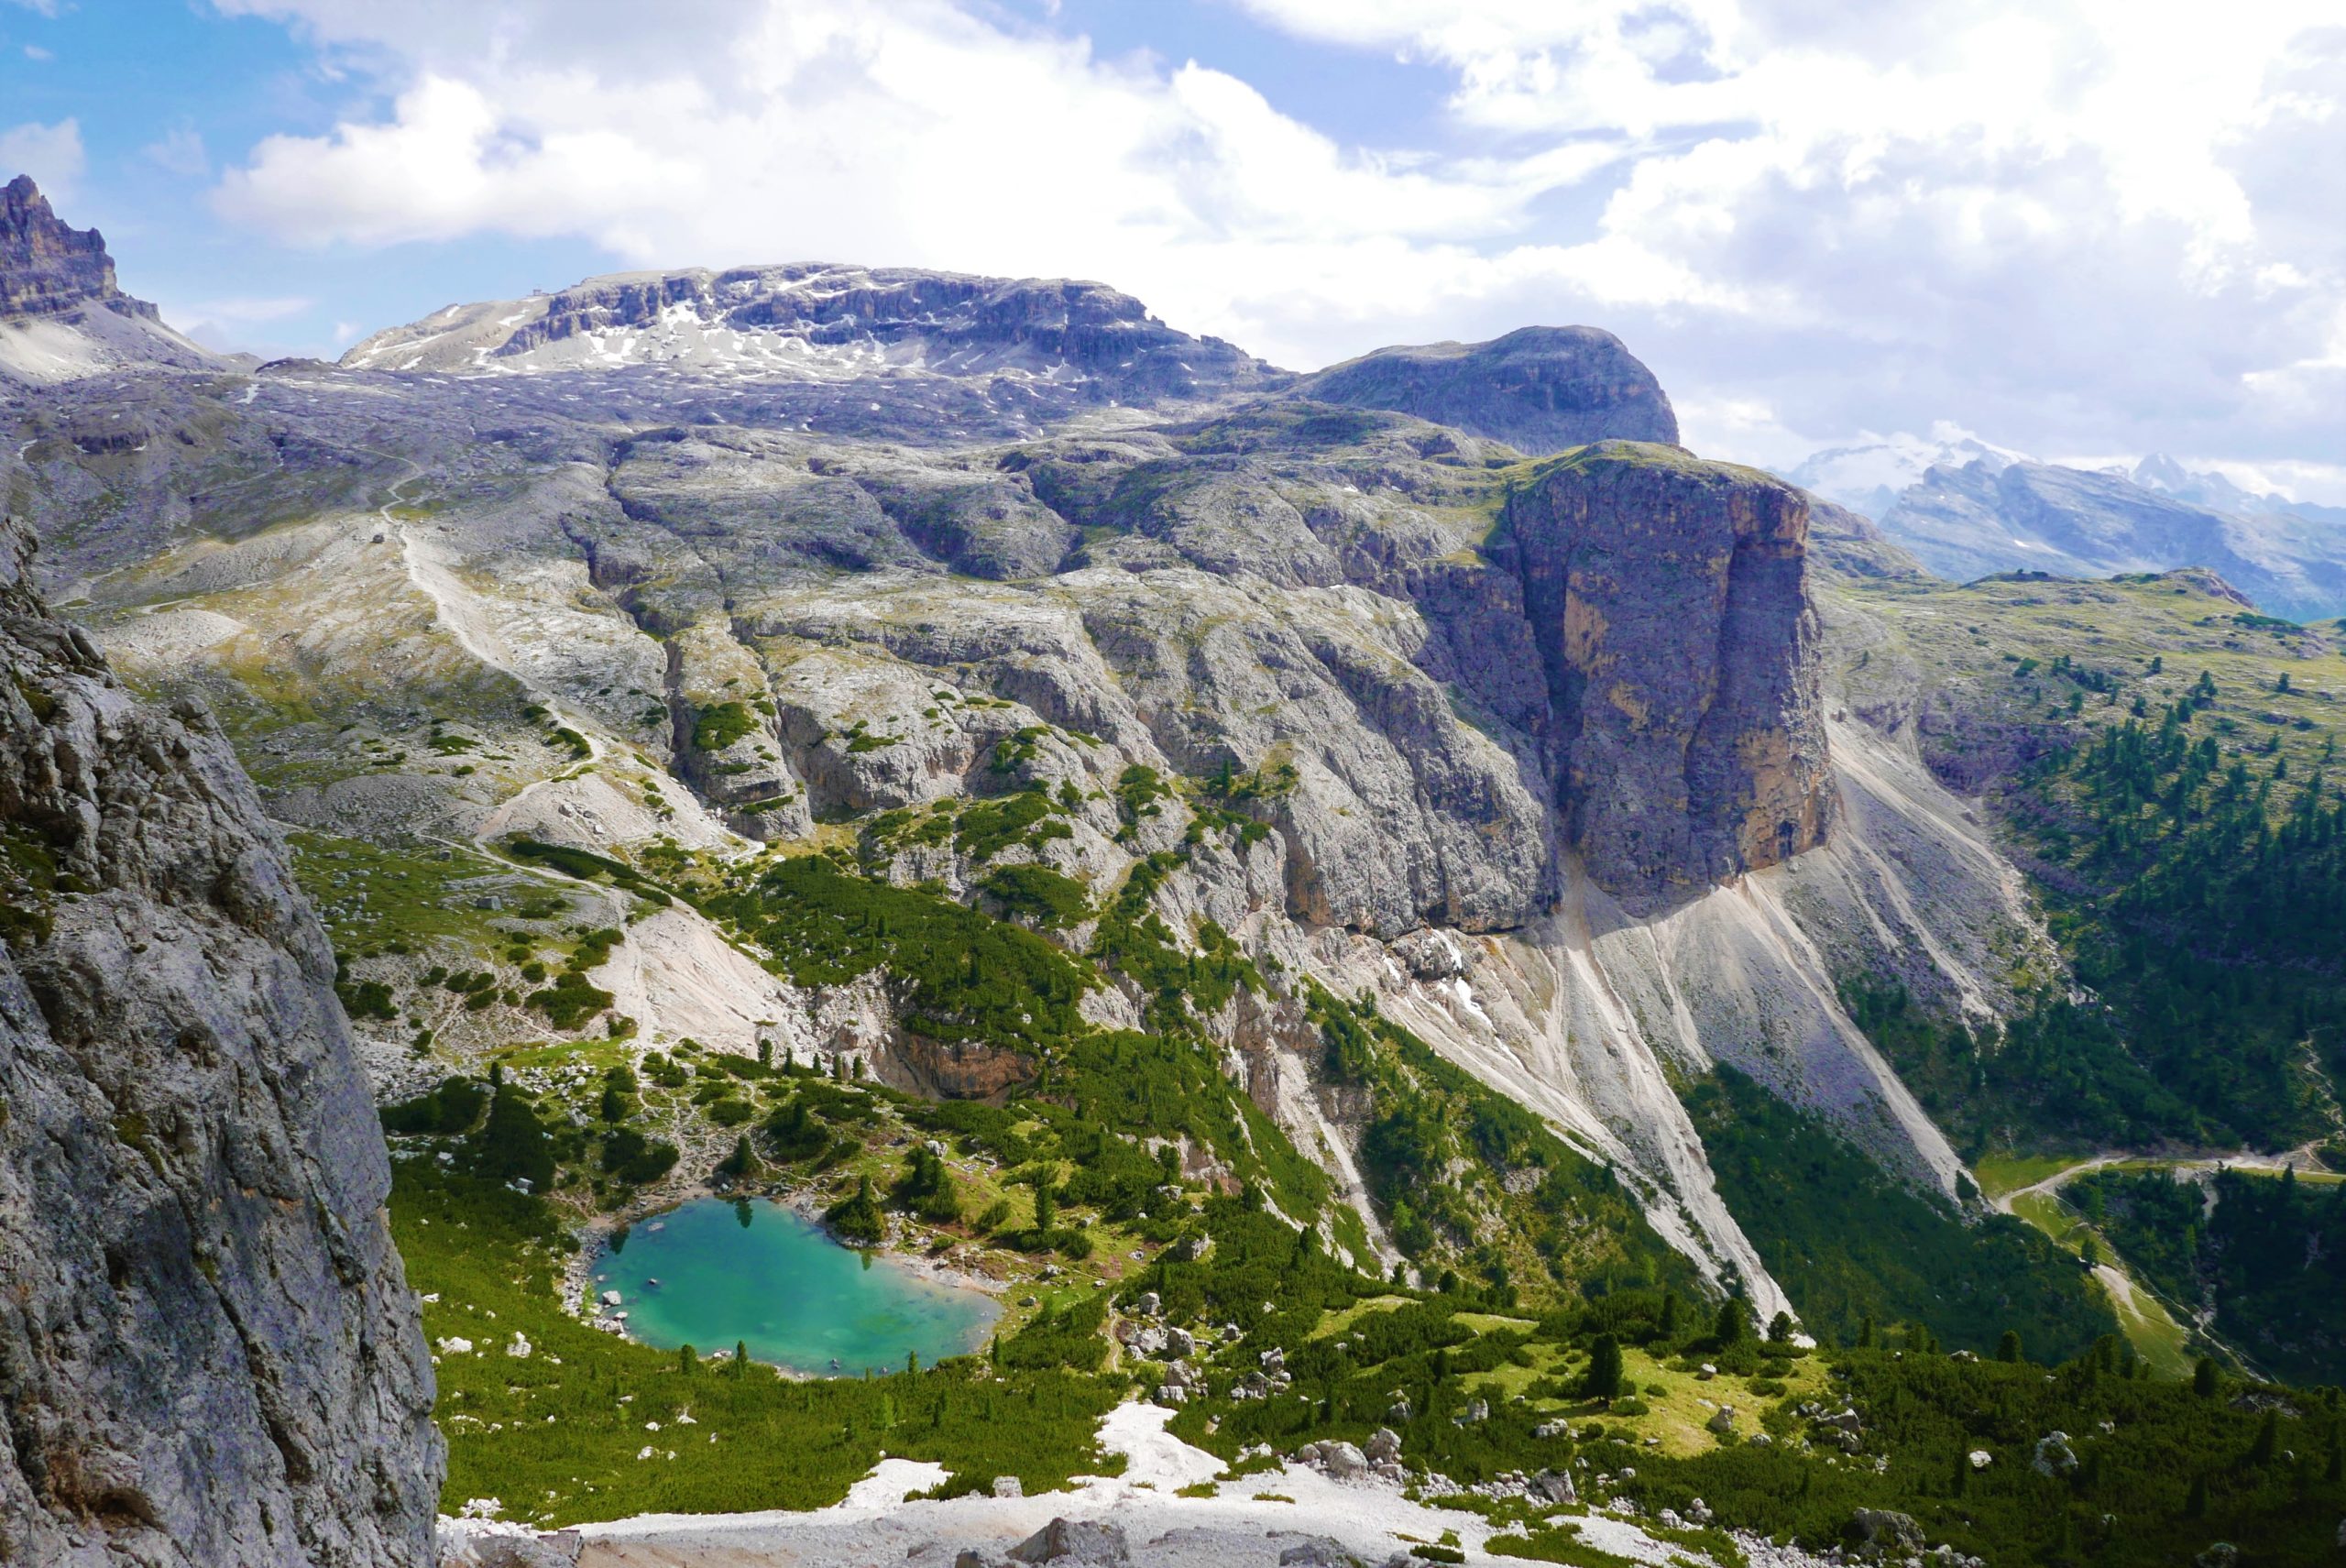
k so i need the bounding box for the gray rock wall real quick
[1497,442,1836,908]
[0,517,441,1566]
[0,176,126,321]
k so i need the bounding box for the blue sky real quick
[0,2,609,351]
[4,1,2342,498]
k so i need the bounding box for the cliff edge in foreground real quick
[0,516,442,1565]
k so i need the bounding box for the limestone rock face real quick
[1297,326,1679,455]
[0,176,142,321]
[0,517,442,1565]
[872,1030,1037,1102]
[1496,442,1836,907]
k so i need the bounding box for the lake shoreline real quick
[558,1179,1020,1332]
[570,1190,1003,1377]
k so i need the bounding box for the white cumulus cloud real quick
[0,117,84,197]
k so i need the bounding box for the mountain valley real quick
[7,179,2346,1567]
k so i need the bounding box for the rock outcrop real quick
[0,180,221,384]
[1496,441,1835,906]
[1297,325,1678,455]
[0,176,148,322]
[0,516,442,1565]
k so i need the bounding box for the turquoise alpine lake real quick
[595,1198,1000,1376]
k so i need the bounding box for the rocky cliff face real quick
[0,517,441,1565]
[0,176,152,322]
[1297,326,1679,455]
[1496,442,1836,907]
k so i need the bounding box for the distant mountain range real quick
[1785,433,2346,621]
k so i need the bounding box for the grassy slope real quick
[394,1162,1121,1528]
[2077,1165,2346,1385]
[1833,570,2346,1151]
[1683,1068,2116,1361]
[1832,567,2346,1378]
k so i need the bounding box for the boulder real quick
[1365,1427,1402,1463]
[1007,1517,1130,1564]
[1278,1541,1367,1567]
[437,1521,583,1567]
[2031,1432,2078,1478]
[1847,1509,1924,1556]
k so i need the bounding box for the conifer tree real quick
[2250,1409,2279,1466]
[1716,1297,1750,1346]
[1032,1176,1057,1233]
[1581,1333,1624,1406]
